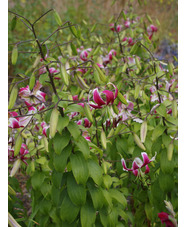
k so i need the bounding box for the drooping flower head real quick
[147,24,158,40]
[88,83,118,109]
[121,152,157,176]
[19,80,46,109]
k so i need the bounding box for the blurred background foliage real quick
[8,0,178,77]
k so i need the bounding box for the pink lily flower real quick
[123,37,134,46]
[80,48,92,61]
[97,63,104,69]
[158,212,174,227]
[108,49,117,61]
[41,121,50,137]
[121,152,156,176]
[8,107,37,129]
[19,80,46,107]
[147,24,158,40]
[88,83,118,109]
[76,118,92,128]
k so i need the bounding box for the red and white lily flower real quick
[122,37,135,46]
[19,80,46,109]
[80,48,92,61]
[88,83,118,109]
[121,152,157,176]
[77,118,92,128]
[8,106,37,129]
[41,121,50,137]
[147,24,158,40]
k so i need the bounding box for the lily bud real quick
[140,121,147,143]
[101,130,107,150]
[133,133,146,151]
[10,159,21,177]
[60,65,69,86]
[50,107,59,138]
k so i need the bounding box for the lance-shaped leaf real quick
[88,159,103,186]
[53,143,72,172]
[67,121,81,140]
[160,150,174,174]
[8,185,16,196]
[8,84,18,110]
[146,14,153,23]
[75,136,90,159]
[68,22,78,38]
[53,9,62,26]
[90,23,97,33]
[84,103,93,122]
[70,151,89,185]
[117,91,128,105]
[31,172,45,190]
[87,183,104,209]
[67,174,86,206]
[109,189,127,208]
[8,212,21,227]
[134,84,140,99]
[29,74,36,90]
[10,159,21,177]
[133,133,146,151]
[80,201,96,227]
[70,42,78,55]
[50,107,59,138]
[76,74,89,90]
[94,63,106,82]
[11,45,18,65]
[130,42,139,55]
[60,65,69,86]
[60,192,80,223]
[152,125,166,141]
[140,121,147,143]
[172,100,177,118]
[14,134,22,156]
[53,131,70,155]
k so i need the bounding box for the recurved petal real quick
[93,88,106,106]
[121,158,132,171]
[102,90,114,105]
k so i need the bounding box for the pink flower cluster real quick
[121,152,156,176]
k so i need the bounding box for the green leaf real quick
[11,45,18,65]
[57,115,69,133]
[80,201,96,227]
[70,42,78,55]
[160,150,174,174]
[70,151,89,185]
[103,175,112,189]
[75,136,90,159]
[117,91,128,105]
[66,104,84,114]
[51,186,61,206]
[60,193,80,223]
[156,104,167,117]
[159,172,175,193]
[87,183,104,209]
[53,131,70,155]
[31,172,45,190]
[67,174,86,206]
[40,181,52,197]
[88,159,103,186]
[152,125,166,141]
[68,22,78,38]
[11,16,17,31]
[14,134,22,156]
[53,9,62,26]
[53,143,72,172]
[101,189,112,207]
[67,121,81,140]
[39,199,52,214]
[109,189,127,208]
